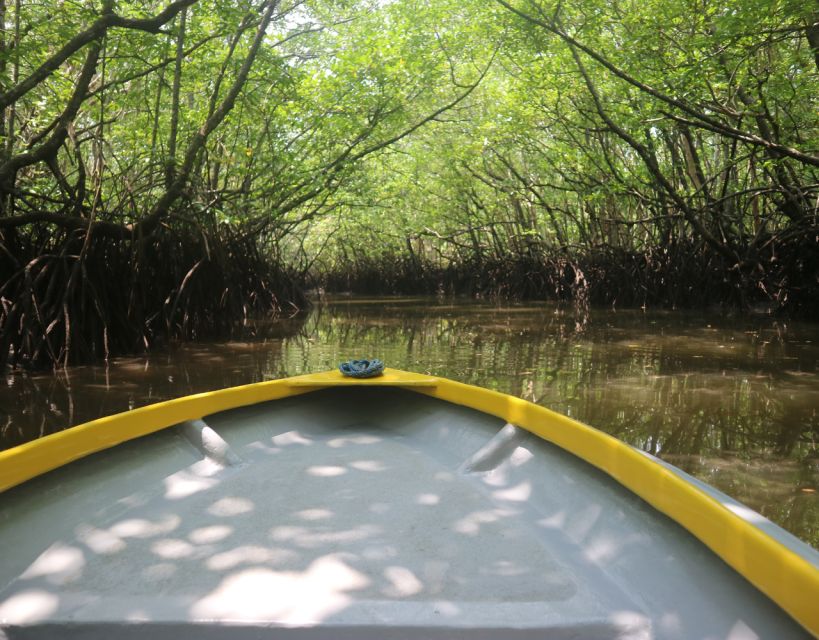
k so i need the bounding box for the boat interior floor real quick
[0,387,811,639]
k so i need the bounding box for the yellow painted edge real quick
[287,370,439,387]
[1,367,817,636]
[0,376,311,494]
[0,369,425,492]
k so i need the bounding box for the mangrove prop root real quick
[316,238,819,319]
[0,227,306,369]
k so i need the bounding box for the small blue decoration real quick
[339,359,385,378]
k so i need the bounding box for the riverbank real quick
[314,239,819,320]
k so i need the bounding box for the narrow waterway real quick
[2,297,817,546]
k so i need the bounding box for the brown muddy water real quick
[2,297,818,546]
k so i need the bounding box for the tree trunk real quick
[166,8,187,189]
[2,0,20,216]
[143,0,281,233]
[806,17,819,73]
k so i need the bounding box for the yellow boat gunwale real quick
[1,367,817,636]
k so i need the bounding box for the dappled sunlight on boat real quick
[349,459,387,472]
[294,508,333,521]
[151,538,196,560]
[306,464,347,477]
[492,480,532,502]
[109,515,181,539]
[164,465,220,500]
[20,544,85,585]
[609,611,653,637]
[188,525,233,545]
[269,524,382,547]
[207,497,254,517]
[453,509,507,536]
[582,533,647,565]
[327,434,382,448]
[538,511,567,530]
[725,619,760,640]
[0,589,59,624]
[272,430,313,447]
[190,557,370,624]
[76,524,128,555]
[206,546,299,572]
[124,608,152,622]
[382,565,424,597]
[724,503,769,525]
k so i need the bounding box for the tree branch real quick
[0,41,102,189]
[0,0,198,110]
[494,0,819,167]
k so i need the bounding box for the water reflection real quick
[2,297,817,545]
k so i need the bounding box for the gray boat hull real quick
[0,388,811,639]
